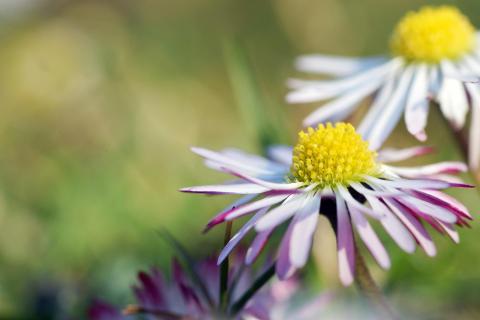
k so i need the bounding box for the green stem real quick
[229,263,275,316]
[219,222,233,311]
[354,242,397,319]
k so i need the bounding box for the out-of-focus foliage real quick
[0,0,478,318]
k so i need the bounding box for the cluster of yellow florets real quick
[390,6,475,63]
[291,123,378,188]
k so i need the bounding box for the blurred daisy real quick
[182,123,473,286]
[287,6,480,169]
[88,254,300,320]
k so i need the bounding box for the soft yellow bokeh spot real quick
[291,123,378,188]
[390,6,475,63]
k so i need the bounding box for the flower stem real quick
[229,263,275,316]
[219,222,233,311]
[354,242,397,319]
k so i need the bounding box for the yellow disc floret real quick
[291,123,378,188]
[390,6,475,63]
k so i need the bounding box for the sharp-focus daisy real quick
[88,254,300,320]
[287,6,480,169]
[182,123,473,286]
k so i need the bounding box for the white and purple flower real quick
[182,123,473,286]
[287,6,480,169]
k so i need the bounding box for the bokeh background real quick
[0,0,479,318]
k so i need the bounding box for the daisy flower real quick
[287,6,480,169]
[88,254,298,320]
[182,123,473,286]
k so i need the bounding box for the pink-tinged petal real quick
[405,64,430,140]
[217,208,268,265]
[436,220,460,243]
[366,176,465,190]
[377,146,434,163]
[426,174,465,184]
[337,185,383,218]
[417,190,472,220]
[294,54,387,76]
[191,147,277,175]
[180,183,268,195]
[289,195,321,268]
[349,182,403,197]
[365,195,415,253]
[466,83,480,170]
[348,203,390,269]
[221,167,304,190]
[399,196,457,224]
[384,162,467,178]
[365,66,415,151]
[267,145,293,167]
[245,229,273,265]
[276,223,297,280]
[335,193,355,286]
[255,195,307,232]
[385,199,436,257]
[205,195,288,230]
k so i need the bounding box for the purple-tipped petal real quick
[337,185,382,218]
[255,195,307,232]
[366,195,415,253]
[335,193,355,286]
[377,146,434,163]
[205,194,288,230]
[289,195,321,268]
[348,203,390,269]
[276,223,297,280]
[385,199,436,257]
[245,229,273,265]
[221,167,304,191]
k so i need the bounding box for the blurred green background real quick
[0,0,479,318]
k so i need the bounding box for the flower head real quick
[182,123,473,285]
[88,254,297,320]
[287,5,480,169]
[390,6,475,62]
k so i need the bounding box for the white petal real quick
[225,194,290,220]
[357,62,403,138]
[404,64,430,140]
[192,147,278,176]
[337,185,383,218]
[222,167,305,191]
[335,193,355,286]
[289,195,321,267]
[438,61,469,129]
[287,58,400,104]
[295,54,387,76]
[465,84,480,170]
[255,195,307,231]
[267,145,293,167]
[180,183,268,195]
[302,78,383,127]
[348,202,390,269]
[365,65,416,151]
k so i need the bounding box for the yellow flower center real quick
[291,123,378,188]
[390,6,475,63]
